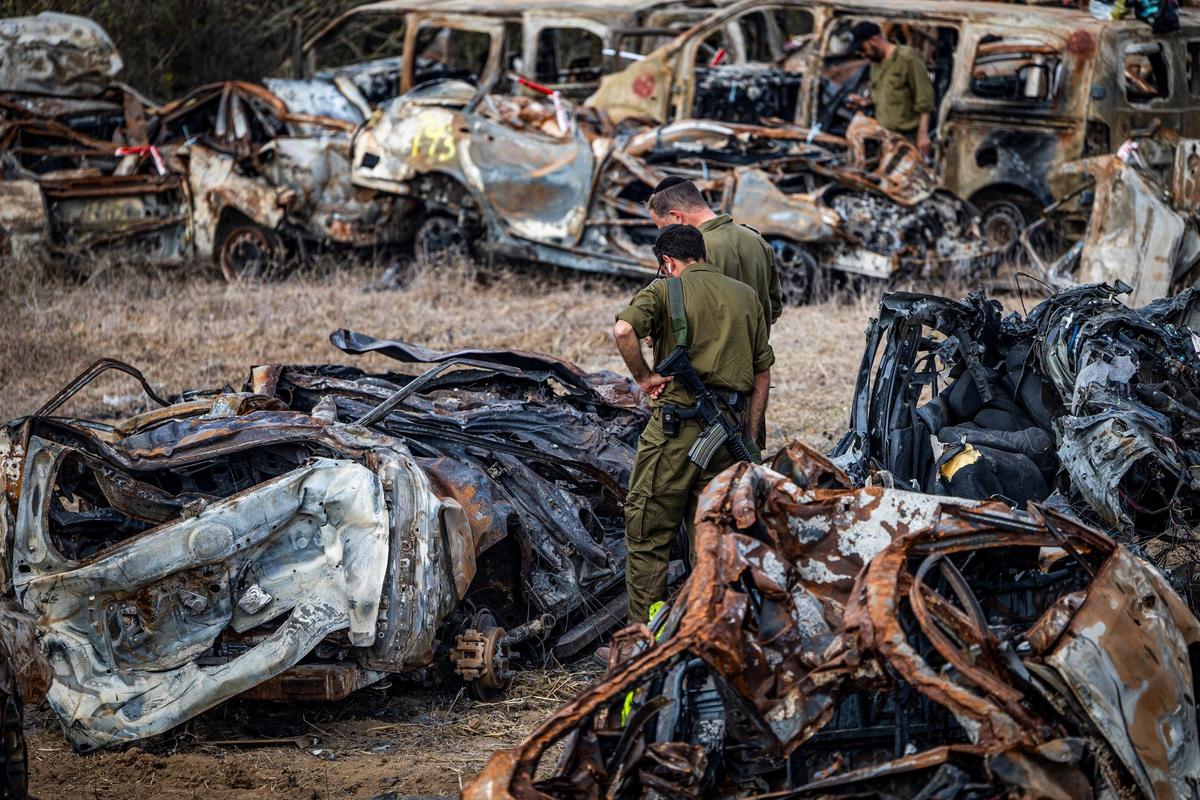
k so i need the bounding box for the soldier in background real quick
[645,177,782,333]
[845,21,936,158]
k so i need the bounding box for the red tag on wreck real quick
[633,73,656,98]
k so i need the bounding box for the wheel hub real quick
[451,626,512,695]
[979,202,1026,248]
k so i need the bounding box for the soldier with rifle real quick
[612,224,773,624]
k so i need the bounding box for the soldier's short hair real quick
[653,224,706,265]
[646,177,709,217]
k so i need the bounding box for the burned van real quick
[589,0,1200,246]
[274,0,731,121]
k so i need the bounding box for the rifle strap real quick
[667,276,687,347]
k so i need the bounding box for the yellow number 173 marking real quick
[410,117,457,162]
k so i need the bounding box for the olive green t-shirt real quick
[697,214,783,329]
[616,262,774,408]
[869,44,935,134]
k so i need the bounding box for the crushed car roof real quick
[0,12,122,97]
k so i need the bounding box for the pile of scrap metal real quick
[831,282,1200,595]
[353,79,996,301]
[466,444,1200,799]
[1023,132,1200,306]
[0,332,645,751]
[0,12,409,279]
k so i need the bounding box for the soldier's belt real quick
[660,392,746,441]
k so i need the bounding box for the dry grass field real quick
[0,261,876,449]
[1,258,880,798]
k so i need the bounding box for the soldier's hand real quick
[639,374,672,399]
[917,132,933,160]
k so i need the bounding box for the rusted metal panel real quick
[0,180,47,258]
[1044,154,1180,305]
[0,601,51,709]
[1046,547,1200,800]
[1175,138,1200,216]
[729,168,839,242]
[464,444,1200,799]
[235,663,388,702]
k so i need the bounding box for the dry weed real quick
[0,258,872,449]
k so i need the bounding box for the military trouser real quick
[624,409,738,623]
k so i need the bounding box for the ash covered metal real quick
[0,333,646,751]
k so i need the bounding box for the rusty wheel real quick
[0,685,27,800]
[977,199,1029,250]
[414,214,469,264]
[770,238,824,306]
[218,223,284,283]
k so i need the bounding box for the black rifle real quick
[654,346,756,466]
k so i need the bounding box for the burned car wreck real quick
[466,445,1200,799]
[832,283,1200,562]
[353,81,994,302]
[1023,134,1200,307]
[0,12,410,279]
[0,333,645,751]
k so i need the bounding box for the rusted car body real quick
[0,334,645,751]
[589,0,1200,246]
[466,445,1200,799]
[353,74,990,301]
[1023,134,1200,305]
[0,14,408,278]
[279,0,731,119]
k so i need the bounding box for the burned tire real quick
[0,686,27,800]
[217,222,284,283]
[414,214,470,264]
[976,195,1035,250]
[770,238,825,305]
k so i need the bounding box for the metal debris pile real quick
[466,443,1200,799]
[0,333,646,751]
[833,282,1200,593]
[1024,133,1200,307]
[0,12,405,278]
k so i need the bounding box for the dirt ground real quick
[1,260,877,799]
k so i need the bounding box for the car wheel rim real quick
[220,227,278,282]
[979,202,1026,249]
[416,217,468,263]
[771,239,818,306]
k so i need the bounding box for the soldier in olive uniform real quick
[845,21,936,157]
[613,224,773,623]
[645,177,782,332]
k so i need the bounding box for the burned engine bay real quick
[0,332,645,751]
[466,444,1200,799]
